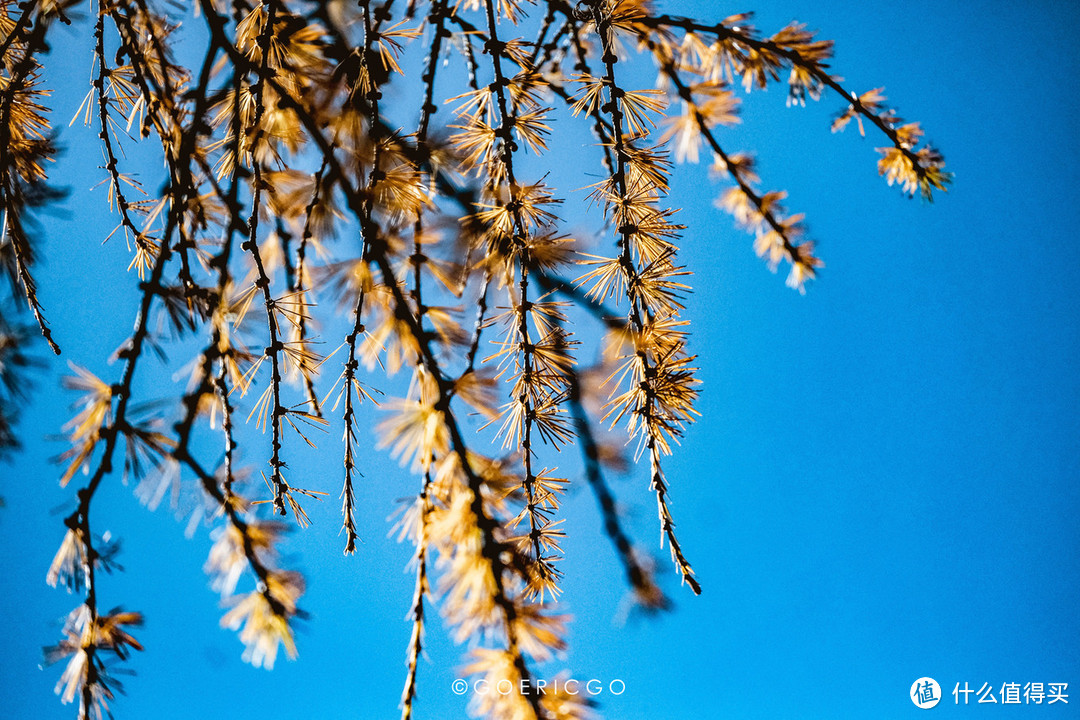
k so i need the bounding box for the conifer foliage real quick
[0,0,947,718]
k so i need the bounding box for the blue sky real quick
[2,1,1078,719]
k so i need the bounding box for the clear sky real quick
[2,1,1078,719]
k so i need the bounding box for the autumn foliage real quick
[0,0,948,718]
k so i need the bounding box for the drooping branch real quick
[26,3,949,719]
